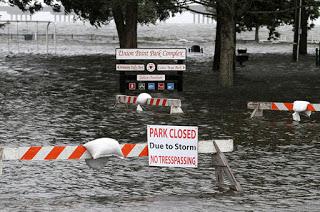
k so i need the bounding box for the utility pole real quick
[293,0,302,62]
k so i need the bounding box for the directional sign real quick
[137,75,165,81]
[157,64,186,71]
[116,64,145,71]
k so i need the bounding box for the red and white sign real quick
[128,83,136,90]
[116,64,144,71]
[158,83,165,90]
[157,64,186,71]
[116,48,187,60]
[137,75,165,81]
[147,125,198,168]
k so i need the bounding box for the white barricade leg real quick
[136,104,143,112]
[212,141,242,192]
[250,105,263,118]
[170,106,183,114]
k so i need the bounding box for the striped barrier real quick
[0,140,233,161]
[0,139,241,191]
[115,95,183,114]
[247,102,320,118]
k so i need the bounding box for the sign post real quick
[147,125,198,168]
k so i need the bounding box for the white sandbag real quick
[304,110,312,117]
[293,101,310,112]
[83,138,123,159]
[137,93,152,105]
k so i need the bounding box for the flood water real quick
[0,24,319,211]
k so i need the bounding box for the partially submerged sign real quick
[115,48,186,93]
[147,125,198,168]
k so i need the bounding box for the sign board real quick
[116,64,145,71]
[137,74,165,81]
[116,48,187,60]
[116,48,186,93]
[157,64,186,71]
[147,125,198,168]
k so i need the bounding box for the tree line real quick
[7,0,320,87]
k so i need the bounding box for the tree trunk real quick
[213,7,221,71]
[219,0,235,88]
[255,24,260,43]
[299,0,308,55]
[125,0,138,48]
[112,0,138,48]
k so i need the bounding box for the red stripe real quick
[121,144,136,157]
[284,103,293,110]
[150,98,154,105]
[45,146,65,160]
[20,146,42,160]
[127,96,131,104]
[68,145,87,160]
[139,145,149,157]
[133,96,137,104]
[307,104,316,111]
[156,98,161,106]
[162,99,167,106]
[271,103,279,110]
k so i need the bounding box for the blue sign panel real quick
[167,83,175,90]
[148,83,156,90]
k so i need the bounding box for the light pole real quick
[296,0,302,62]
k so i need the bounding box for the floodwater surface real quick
[0,24,319,211]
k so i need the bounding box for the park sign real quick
[115,48,186,93]
[116,48,186,60]
[147,125,198,168]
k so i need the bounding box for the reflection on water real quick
[0,53,319,211]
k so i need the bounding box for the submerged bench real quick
[236,49,249,66]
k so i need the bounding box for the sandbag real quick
[137,93,152,105]
[293,101,310,112]
[83,138,123,159]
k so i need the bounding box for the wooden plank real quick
[198,139,233,154]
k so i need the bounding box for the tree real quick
[7,0,181,48]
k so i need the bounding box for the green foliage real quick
[235,0,320,40]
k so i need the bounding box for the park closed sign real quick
[147,125,198,168]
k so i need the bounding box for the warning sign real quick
[147,125,198,168]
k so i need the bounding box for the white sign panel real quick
[116,48,187,60]
[116,64,145,71]
[137,75,165,81]
[157,64,186,71]
[147,125,198,168]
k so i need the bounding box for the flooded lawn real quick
[0,51,319,211]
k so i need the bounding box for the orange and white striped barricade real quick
[0,139,241,191]
[115,95,183,114]
[247,101,320,118]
